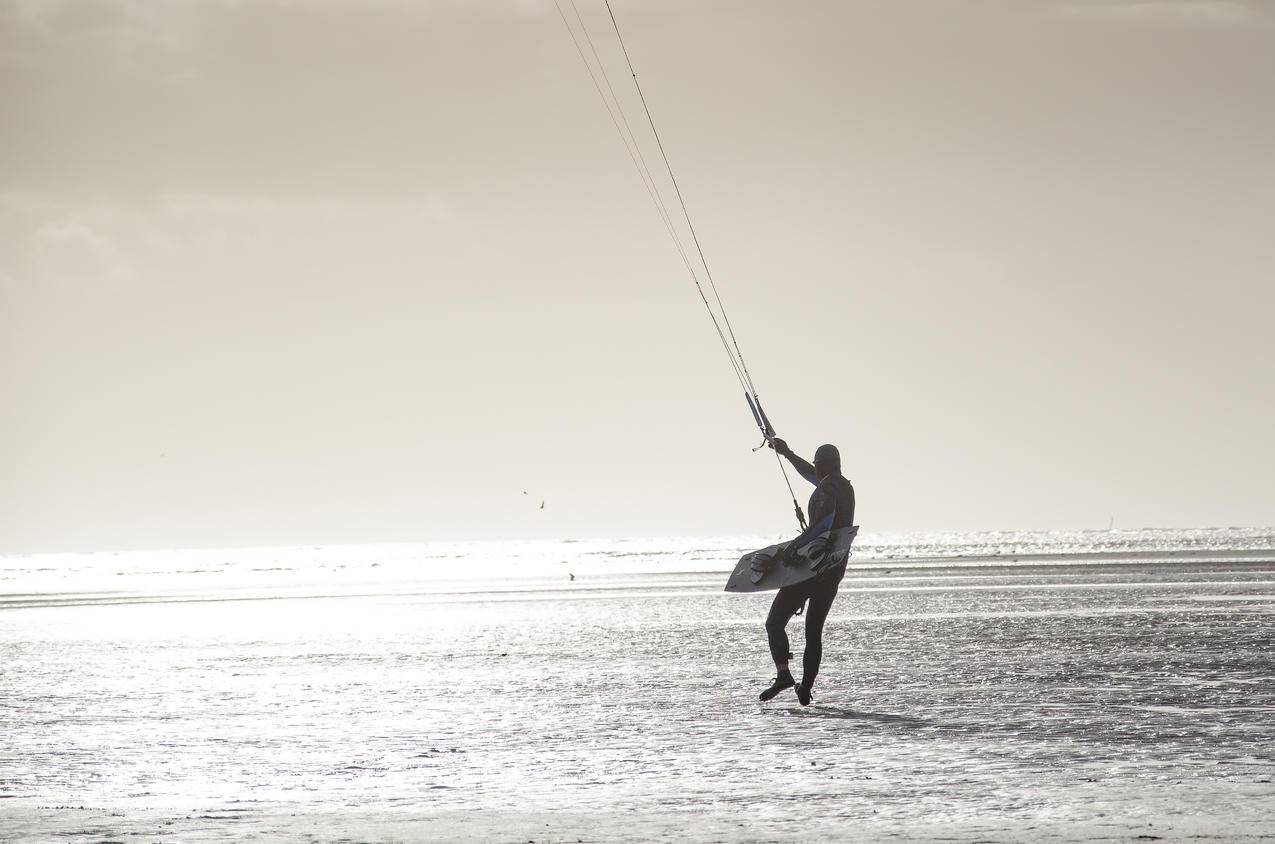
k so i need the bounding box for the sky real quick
[2,0,1272,553]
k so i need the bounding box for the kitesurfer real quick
[758,439,855,706]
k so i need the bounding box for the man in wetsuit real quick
[758,439,855,706]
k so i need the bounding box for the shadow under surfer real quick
[759,439,855,706]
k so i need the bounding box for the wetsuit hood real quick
[813,444,841,474]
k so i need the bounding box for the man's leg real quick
[797,573,843,705]
[765,585,806,670]
[760,585,806,701]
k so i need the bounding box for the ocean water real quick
[2,528,1274,841]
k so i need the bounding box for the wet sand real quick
[2,553,1273,842]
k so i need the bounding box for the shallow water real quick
[2,531,1274,841]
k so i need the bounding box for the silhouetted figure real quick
[758,439,855,706]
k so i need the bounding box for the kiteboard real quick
[724,525,858,593]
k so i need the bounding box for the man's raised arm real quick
[769,438,818,486]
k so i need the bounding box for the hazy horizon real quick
[12,523,1275,560]
[4,0,1273,554]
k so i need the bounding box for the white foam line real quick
[837,580,1275,594]
[841,570,1275,583]
[5,578,1273,611]
[707,603,1274,623]
[845,553,1275,568]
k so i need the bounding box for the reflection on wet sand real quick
[2,540,1273,842]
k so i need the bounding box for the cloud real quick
[155,193,454,223]
[2,1,569,200]
[1050,0,1267,24]
[4,0,188,45]
[0,193,136,289]
[31,221,135,286]
[0,190,457,303]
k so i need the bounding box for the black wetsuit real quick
[765,453,855,685]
